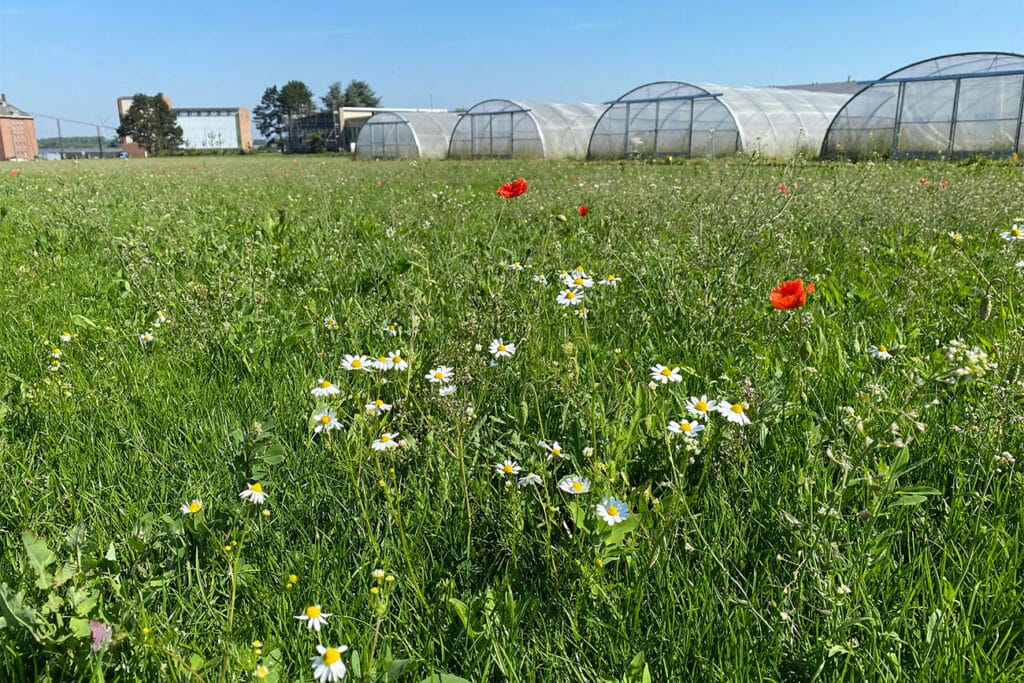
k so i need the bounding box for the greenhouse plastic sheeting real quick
[448,100,605,159]
[822,52,1024,159]
[355,111,462,159]
[589,81,849,159]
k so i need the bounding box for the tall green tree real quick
[321,82,344,111]
[279,80,315,117]
[253,86,286,151]
[116,93,183,156]
[342,80,381,108]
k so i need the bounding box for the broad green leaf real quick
[22,531,55,589]
[0,583,37,629]
[69,617,92,638]
[386,657,412,680]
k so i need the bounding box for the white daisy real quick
[49,359,61,372]
[155,311,168,324]
[1000,224,1024,240]
[518,472,542,487]
[364,398,393,416]
[507,261,524,271]
[561,269,594,289]
[295,605,332,632]
[239,482,267,505]
[668,420,705,438]
[311,379,340,397]
[489,339,516,358]
[718,400,752,426]
[425,366,454,384]
[60,332,72,342]
[438,384,458,397]
[179,499,202,515]
[139,331,154,344]
[385,323,398,336]
[313,407,342,433]
[539,440,566,460]
[558,475,591,495]
[372,432,400,450]
[372,354,391,370]
[323,315,338,330]
[685,395,719,420]
[574,307,589,319]
[495,459,522,476]
[868,344,893,360]
[51,348,62,359]
[387,351,408,371]
[341,354,371,372]
[649,364,682,384]
[532,273,548,285]
[596,497,630,525]
[597,274,621,287]
[311,644,348,682]
[556,288,584,306]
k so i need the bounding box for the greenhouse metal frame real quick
[448,100,605,159]
[822,52,1024,159]
[355,111,461,159]
[588,81,850,159]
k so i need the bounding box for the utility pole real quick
[96,125,104,158]
[56,118,65,159]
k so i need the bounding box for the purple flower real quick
[90,620,112,653]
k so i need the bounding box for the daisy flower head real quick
[341,354,371,372]
[49,359,61,372]
[539,440,565,459]
[438,384,458,397]
[179,499,202,515]
[60,332,72,342]
[239,482,266,505]
[598,274,621,287]
[556,288,584,306]
[718,400,752,426]
[574,307,589,319]
[518,472,542,487]
[253,665,270,679]
[668,419,705,438]
[364,398,392,416]
[1000,223,1024,241]
[323,315,339,330]
[489,338,516,358]
[387,350,408,371]
[313,407,342,433]
[561,269,594,289]
[52,348,62,359]
[532,273,548,285]
[686,395,719,420]
[155,311,167,324]
[495,459,523,476]
[558,475,591,495]
[311,644,349,683]
[650,364,682,384]
[596,497,630,525]
[295,605,332,632]
[373,432,400,450]
[507,261,524,271]
[385,323,398,337]
[868,344,893,360]
[139,331,154,344]
[311,379,340,397]
[425,365,454,384]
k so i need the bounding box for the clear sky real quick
[1,0,1022,138]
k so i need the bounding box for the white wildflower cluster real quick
[547,266,621,316]
[994,451,1016,473]
[668,394,752,437]
[943,339,997,382]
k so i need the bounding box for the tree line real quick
[116,80,380,156]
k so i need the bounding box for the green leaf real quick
[566,501,588,534]
[350,649,361,679]
[447,598,479,637]
[69,617,92,638]
[419,675,472,683]
[71,314,99,329]
[624,652,651,683]
[386,658,413,680]
[0,583,38,630]
[261,443,287,465]
[22,531,55,589]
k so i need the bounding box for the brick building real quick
[0,94,39,161]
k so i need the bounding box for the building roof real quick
[0,94,33,119]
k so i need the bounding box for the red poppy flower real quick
[497,178,528,199]
[938,180,948,189]
[577,205,588,217]
[9,171,17,177]
[770,279,815,310]
[918,177,930,187]
[777,183,789,196]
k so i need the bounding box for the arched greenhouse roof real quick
[448,99,605,159]
[588,81,849,159]
[822,52,1024,159]
[355,111,461,159]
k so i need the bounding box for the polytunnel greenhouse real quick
[588,81,851,159]
[355,111,462,159]
[822,52,1024,159]
[448,100,605,159]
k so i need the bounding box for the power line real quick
[29,111,119,130]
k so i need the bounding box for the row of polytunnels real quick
[355,52,1024,161]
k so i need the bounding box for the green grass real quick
[0,155,1023,682]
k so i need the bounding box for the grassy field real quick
[0,154,1022,682]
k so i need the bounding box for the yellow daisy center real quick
[566,291,576,299]
[250,482,263,492]
[320,415,331,424]
[393,356,402,364]
[378,356,387,363]
[320,380,331,388]
[497,345,506,352]
[574,277,584,285]
[731,403,744,414]
[606,506,618,517]
[434,372,444,379]
[188,501,201,513]
[572,481,583,492]
[878,345,887,352]
[551,447,561,456]
[374,399,384,406]
[380,434,391,442]
[351,359,362,368]
[680,422,691,432]
[695,400,707,411]
[1014,228,1022,237]
[305,605,321,619]
[660,367,672,377]
[503,464,514,473]
[322,648,341,665]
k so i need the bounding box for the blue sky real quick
[2,0,1022,138]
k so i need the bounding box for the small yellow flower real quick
[370,586,380,595]
[288,574,299,584]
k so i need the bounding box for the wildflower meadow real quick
[0,155,1022,681]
